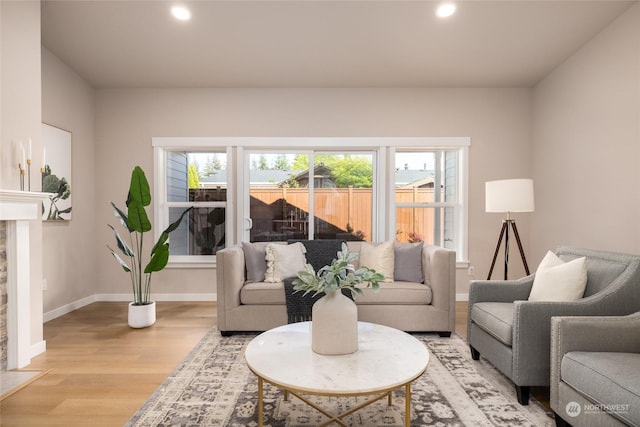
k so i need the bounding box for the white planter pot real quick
[128,301,156,328]
[311,290,358,355]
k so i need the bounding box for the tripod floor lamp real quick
[485,179,535,280]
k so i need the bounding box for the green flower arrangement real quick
[292,242,384,298]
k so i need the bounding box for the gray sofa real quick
[551,312,640,427]
[467,246,640,405]
[216,241,456,335]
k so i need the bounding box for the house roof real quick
[199,168,433,187]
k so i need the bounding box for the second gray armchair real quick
[467,246,640,405]
[551,312,640,427]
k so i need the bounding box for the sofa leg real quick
[553,412,571,427]
[220,331,233,337]
[470,345,480,360]
[516,385,530,405]
[438,332,452,337]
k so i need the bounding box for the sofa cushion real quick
[242,241,269,283]
[471,302,514,346]
[359,240,395,282]
[561,351,640,425]
[264,242,307,282]
[354,282,432,305]
[529,251,587,302]
[394,242,424,283]
[240,282,285,305]
[240,281,430,306]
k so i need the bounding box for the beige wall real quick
[0,1,44,348]
[41,47,97,314]
[531,3,640,261]
[42,2,640,313]
[95,88,532,297]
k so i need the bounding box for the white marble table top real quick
[244,321,430,395]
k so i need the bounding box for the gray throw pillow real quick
[242,242,270,283]
[394,242,424,283]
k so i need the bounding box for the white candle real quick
[19,141,25,166]
[43,147,46,168]
[28,138,32,160]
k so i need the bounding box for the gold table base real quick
[255,374,414,427]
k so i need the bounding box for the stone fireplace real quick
[0,190,49,370]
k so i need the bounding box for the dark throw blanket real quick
[283,240,349,323]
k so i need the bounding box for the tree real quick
[188,163,200,188]
[331,157,373,188]
[273,154,290,170]
[203,154,223,176]
[291,154,373,188]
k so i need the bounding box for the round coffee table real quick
[244,321,429,427]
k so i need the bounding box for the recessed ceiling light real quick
[171,5,191,21]
[436,3,456,18]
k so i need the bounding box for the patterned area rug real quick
[126,330,553,426]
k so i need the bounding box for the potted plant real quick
[107,166,192,328]
[292,242,384,355]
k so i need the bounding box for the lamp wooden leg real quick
[487,222,508,280]
[510,221,530,275]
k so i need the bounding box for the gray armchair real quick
[551,312,640,427]
[467,246,640,405]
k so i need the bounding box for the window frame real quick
[153,137,469,267]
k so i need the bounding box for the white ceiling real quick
[41,0,636,89]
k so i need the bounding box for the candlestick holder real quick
[27,159,32,191]
[18,163,25,191]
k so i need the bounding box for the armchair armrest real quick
[468,277,534,305]
[550,312,640,408]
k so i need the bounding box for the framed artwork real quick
[42,123,72,220]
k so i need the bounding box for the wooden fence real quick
[249,187,442,243]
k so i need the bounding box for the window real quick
[394,150,459,250]
[246,151,375,242]
[154,137,468,266]
[154,148,229,265]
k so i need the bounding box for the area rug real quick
[126,330,553,426]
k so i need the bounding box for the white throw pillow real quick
[359,240,395,282]
[528,251,588,302]
[264,242,307,283]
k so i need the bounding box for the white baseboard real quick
[43,294,98,322]
[95,293,217,302]
[44,293,218,322]
[31,340,46,358]
[456,293,469,301]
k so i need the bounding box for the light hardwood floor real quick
[0,301,546,426]
[0,302,216,426]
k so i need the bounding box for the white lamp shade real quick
[485,179,534,213]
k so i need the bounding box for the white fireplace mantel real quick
[0,190,51,369]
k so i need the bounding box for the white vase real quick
[128,301,156,328]
[311,290,358,355]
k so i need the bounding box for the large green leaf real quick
[108,247,131,272]
[111,202,133,232]
[128,166,151,207]
[107,224,134,257]
[127,199,151,233]
[145,243,169,273]
[151,207,192,255]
